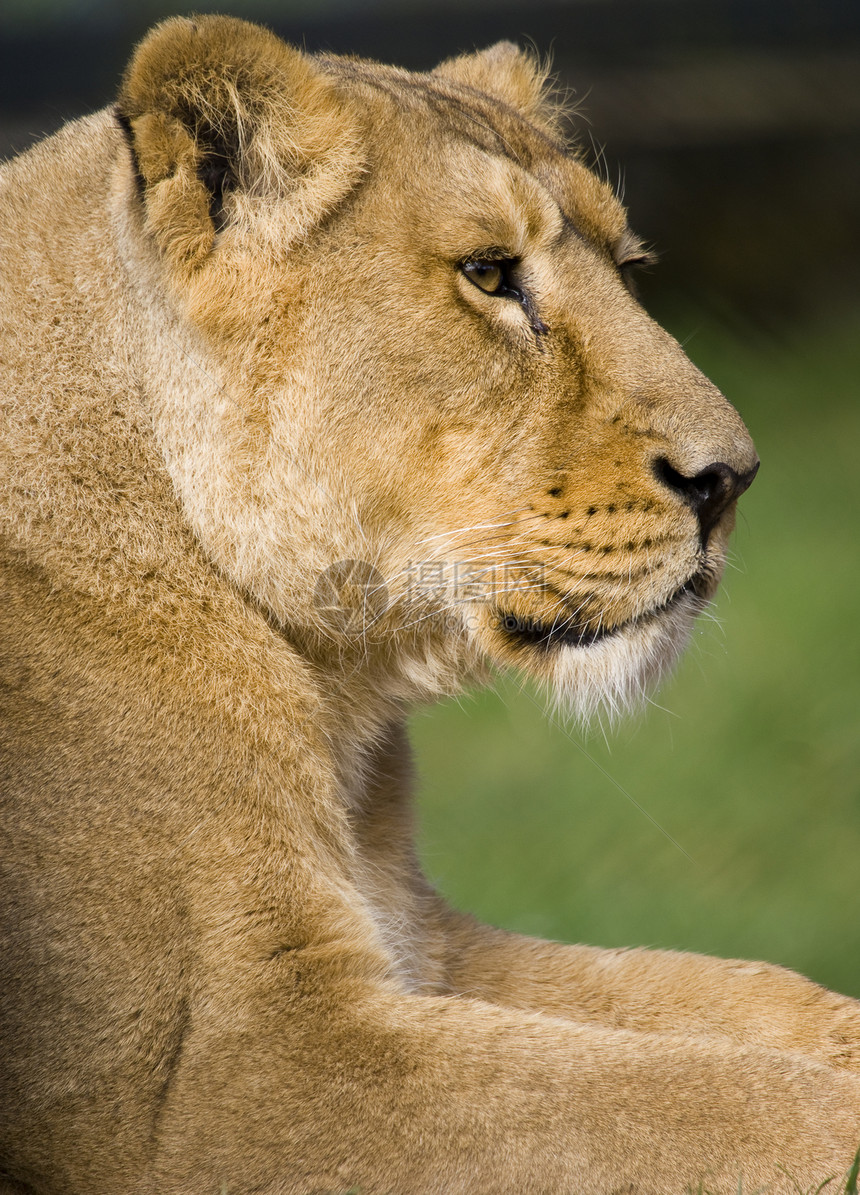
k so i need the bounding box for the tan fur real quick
[1,16,858,1193]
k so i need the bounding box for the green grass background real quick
[412,309,860,1000]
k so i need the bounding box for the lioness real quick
[1,15,858,1194]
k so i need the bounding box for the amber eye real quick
[461,258,508,295]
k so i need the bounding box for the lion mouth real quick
[496,572,710,653]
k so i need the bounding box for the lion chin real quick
[462,566,713,722]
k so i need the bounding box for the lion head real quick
[117,16,758,720]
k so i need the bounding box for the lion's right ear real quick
[433,43,562,137]
[117,15,362,271]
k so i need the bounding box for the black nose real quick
[654,457,759,543]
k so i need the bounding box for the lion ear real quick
[117,15,361,270]
[433,42,559,132]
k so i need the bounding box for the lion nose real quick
[654,457,760,543]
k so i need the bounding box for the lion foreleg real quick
[433,906,860,1073]
[148,976,860,1195]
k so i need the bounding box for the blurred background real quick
[3,0,858,995]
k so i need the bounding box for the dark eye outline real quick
[460,255,523,301]
[618,249,658,297]
[458,253,548,339]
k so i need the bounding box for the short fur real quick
[1,16,858,1194]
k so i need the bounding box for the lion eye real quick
[618,249,658,295]
[620,254,656,276]
[459,255,546,335]
[461,258,512,296]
